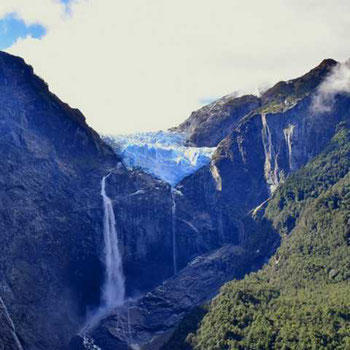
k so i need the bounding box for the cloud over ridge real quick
[312,60,350,113]
[4,0,350,134]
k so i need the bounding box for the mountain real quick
[173,94,261,147]
[0,52,173,349]
[0,51,348,350]
[175,122,350,350]
[0,51,117,349]
[174,59,337,148]
[0,51,264,350]
[75,58,350,349]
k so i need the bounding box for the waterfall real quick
[171,188,178,275]
[210,163,222,191]
[261,114,279,194]
[82,336,101,350]
[100,174,125,309]
[0,296,23,350]
[82,174,125,333]
[283,124,295,171]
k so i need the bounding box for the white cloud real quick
[312,60,350,113]
[5,0,350,134]
[0,0,65,29]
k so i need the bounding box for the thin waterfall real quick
[283,124,295,171]
[261,114,279,194]
[82,174,125,332]
[0,296,23,350]
[171,188,177,275]
[100,174,125,309]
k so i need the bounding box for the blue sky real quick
[0,14,46,49]
[0,0,72,50]
[4,0,350,134]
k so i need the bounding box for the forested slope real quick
[166,122,350,350]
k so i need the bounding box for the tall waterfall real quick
[261,114,280,194]
[82,174,125,333]
[100,174,125,309]
[171,188,177,275]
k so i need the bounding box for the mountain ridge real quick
[0,51,348,350]
[181,123,350,350]
[77,58,350,349]
[174,58,338,148]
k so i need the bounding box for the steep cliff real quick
[78,59,350,349]
[0,51,118,349]
[72,245,266,350]
[175,59,337,148]
[167,58,348,271]
[185,123,350,350]
[173,94,261,147]
[0,52,174,349]
[0,51,242,350]
[1,51,349,350]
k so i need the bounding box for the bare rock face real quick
[0,51,245,350]
[0,52,172,349]
[102,169,174,295]
[173,94,261,147]
[0,296,23,350]
[0,51,118,349]
[170,59,350,256]
[174,59,337,149]
[78,58,350,350]
[70,244,274,350]
[1,51,348,350]
[163,60,348,276]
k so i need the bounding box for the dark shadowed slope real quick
[0,51,121,349]
[78,59,350,349]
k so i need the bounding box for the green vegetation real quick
[193,281,350,350]
[161,306,208,350]
[259,96,303,114]
[166,124,350,350]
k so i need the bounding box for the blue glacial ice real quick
[103,131,216,186]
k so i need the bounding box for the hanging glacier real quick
[103,131,216,186]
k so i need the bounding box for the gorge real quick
[0,51,348,350]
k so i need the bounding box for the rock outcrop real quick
[0,51,118,349]
[0,51,348,350]
[173,94,261,147]
[170,59,350,257]
[70,244,277,350]
[0,52,172,349]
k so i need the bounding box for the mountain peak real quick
[317,58,338,68]
[261,58,338,106]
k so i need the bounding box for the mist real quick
[312,59,350,113]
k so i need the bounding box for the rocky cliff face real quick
[0,52,174,349]
[70,243,277,350]
[173,94,261,147]
[102,169,173,295]
[0,51,120,349]
[163,59,349,272]
[175,59,337,149]
[1,52,349,350]
[0,51,239,350]
[76,59,350,349]
[170,59,349,255]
